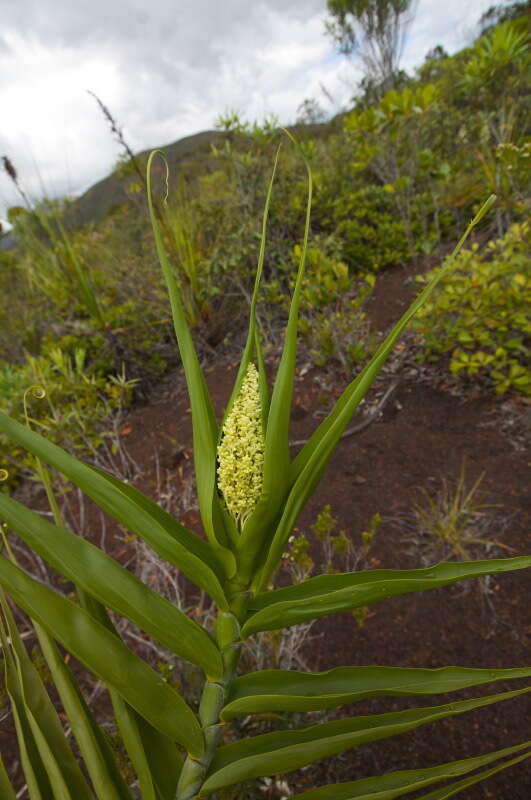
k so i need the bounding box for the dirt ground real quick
[2,259,530,798]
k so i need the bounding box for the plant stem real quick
[175,586,249,800]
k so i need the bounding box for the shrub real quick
[319,185,411,271]
[413,220,531,395]
[0,345,135,482]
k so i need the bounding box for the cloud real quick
[0,0,497,222]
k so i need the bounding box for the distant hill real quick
[67,129,227,228]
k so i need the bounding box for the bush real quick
[316,185,411,272]
[413,221,531,395]
[0,344,136,482]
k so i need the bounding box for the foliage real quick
[396,465,504,565]
[0,344,136,482]
[0,141,528,800]
[464,20,530,93]
[344,83,448,247]
[0,15,530,791]
[9,201,103,322]
[319,184,412,270]
[413,221,531,396]
[2,13,529,406]
[479,1,531,31]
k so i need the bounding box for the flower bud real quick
[217,363,264,528]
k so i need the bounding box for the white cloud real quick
[0,0,504,224]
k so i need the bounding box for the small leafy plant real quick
[413,220,531,396]
[395,464,506,565]
[0,143,529,800]
[0,346,135,483]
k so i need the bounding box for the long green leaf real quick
[413,751,531,799]
[147,151,226,550]
[35,630,134,800]
[0,556,204,757]
[89,465,236,580]
[71,560,176,800]
[222,665,531,718]
[243,557,531,636]
[0,593,93,800]
[255,196,496,591]
[201,687,529,794]
[0,411,229,610]
[79,596,184,800]
[0,753,16,800]
[132,711,183,800]
[238,132,313,580]
[291,741,531,799]
[0,492,223,680]
[111,697,157,800]
[219,143,281,429]
[2,483,132,800]
[0,611,54,800]
[111,698,183,800]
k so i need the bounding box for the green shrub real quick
[0,346,135,482]
[317,185,411,271]
[413,221,531,395]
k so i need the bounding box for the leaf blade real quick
[237,133,313,579]
[291,741,531,799]
[147,150,225,550]
[0,556,205,757]
[243,557,531,636]
[0,593,92,800]
[35,628,135,800]
[413,751,531,800]
[222,665,531,719]
[0,491,223,680]
[0,411,229,610]
[256,196,496,591]
[0,753,16,800]
[201,687,530,794]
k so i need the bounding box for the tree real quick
[296,97,327,125]
[325,0,417,93]
[479,1,531,32]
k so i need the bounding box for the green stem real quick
[175,587,249,800]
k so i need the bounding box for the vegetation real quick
[0,7,529,797]
[1,13,529,476]
[0,141,529,799]
[413,221,531,396]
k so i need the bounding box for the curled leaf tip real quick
[24,384,46,401]
[0,469,8,481]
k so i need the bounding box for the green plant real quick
[0,146,529,800]
[396,465,506,565]
[9,199,103,323]
[413,220,531,395]
[316,184,412,272]
[343,84,443,248]
[309,504,378,574]
[0,346,136,482]
[164,190,208,328]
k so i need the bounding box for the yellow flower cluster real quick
[217,362,264,527]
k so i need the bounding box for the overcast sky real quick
[0,0,501,225]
